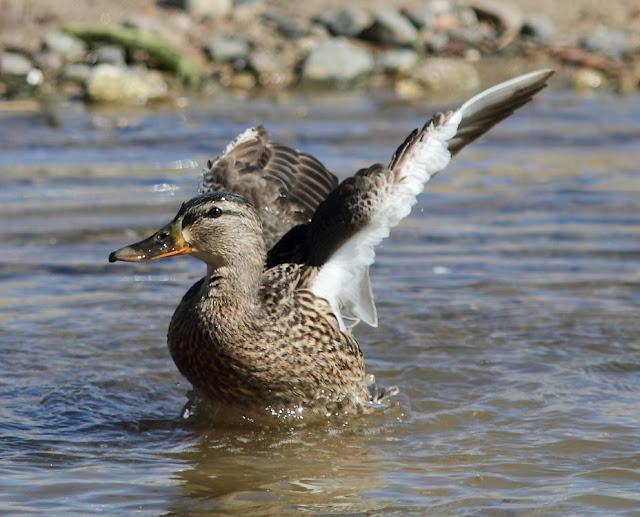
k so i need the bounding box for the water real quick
[1,90,639,514]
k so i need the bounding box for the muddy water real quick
[0,91,639,514]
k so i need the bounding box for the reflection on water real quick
[1,90,639,514]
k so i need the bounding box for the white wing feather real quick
[310,69,553,330]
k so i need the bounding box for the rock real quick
[250,49,295,87]
[403,1,453,30]
[161,0,232,18]
[33,52,64,73]
[262,12,307,39]
[0,52,33,77]
[205,37,250,62]
[410,57,480,94]
[376,49,418,74]
[92,45,126,66]
[448,27,486,46]
[580,26,629,59]
[362,7,418,47]
[315,7,371,37]
[572,68,607,91]
[423,32,449,53]
[467,0,523,49]
[62,63,92,84]
[521,14,555,44]
[87,64,169,104]
[302,38,374,84]
[43,32,87,61]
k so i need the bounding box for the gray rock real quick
[363,7,418,47]
[43,32,87,61]
[0,52,33,77]
[93,46,126,66]
[405,0,455,28]
[521,15,555,43]
[410,57,480,93]
[315,7,371,37]
[250,50,295,87]
[33,51,64,73]
[161,0,231,18]
[262,12,307,39]
[376,49,418,73]
[87,64,168,105]
[423,32,449,53]
[205,37,250,62]
[302,38,374,84]
[580,26,629,59]
[62,63,92,83]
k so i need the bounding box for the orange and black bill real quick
[108,221,191,263]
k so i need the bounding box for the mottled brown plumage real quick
[109,70,553,418]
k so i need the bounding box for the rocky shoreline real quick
[1,0,639,108]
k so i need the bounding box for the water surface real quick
[1,90,639,514]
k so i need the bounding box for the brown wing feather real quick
[201,126,338,249]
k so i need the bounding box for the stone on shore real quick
[376,49,418,74]
[580,26,629,59]
[0,53,34,78]
[410,57,480,93]
[362,7,418,47]
[302,38,374,85]
[43,32,87,61]
[87,64,169,104]
[92,45,126,66]
[163,0,232,18]
[521,15,555,44]
[205,37,250,62]
[315,7,371,37]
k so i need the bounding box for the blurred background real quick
[1,0,639,515]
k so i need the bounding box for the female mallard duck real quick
[109,70,553,417]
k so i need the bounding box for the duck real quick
[109,69,554,418]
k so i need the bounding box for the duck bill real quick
[108,221,192,263]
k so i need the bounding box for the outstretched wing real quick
[303,69,554,330]
[202,126,338,249]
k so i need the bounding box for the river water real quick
[0,89,639,514]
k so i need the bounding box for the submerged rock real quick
[362,7,418,47]
[302,38,374,84]
[87,64,168,104]
[410,57,480,93]
[315,7,371,37]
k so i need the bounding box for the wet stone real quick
[43,31,87,61]
[315,7,371,37]
[302,38,374,84]
[92,46,126,66]
[362,7,418,47]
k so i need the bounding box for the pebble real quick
[302,38,374,84]
[33,52,64,73]
[92,46,126,66]
[521,14,555,44]
[250,50,295,87]
[362,7,418,47]
[87,64,169,104]
[0,53,33,77]
[43,32,87,61]
[169,0,232,18]
[262,12,307,39]
[580,26,629,59]
[315,7,371,37]
[205,37,250,62]
[376,49,418,74]
[410,57,480,93]
[62,63,92,84]
[572,68,607,91]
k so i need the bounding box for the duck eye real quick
[156,231,170,241]
[208,206,222,218]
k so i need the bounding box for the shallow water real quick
[1,89,639,514]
